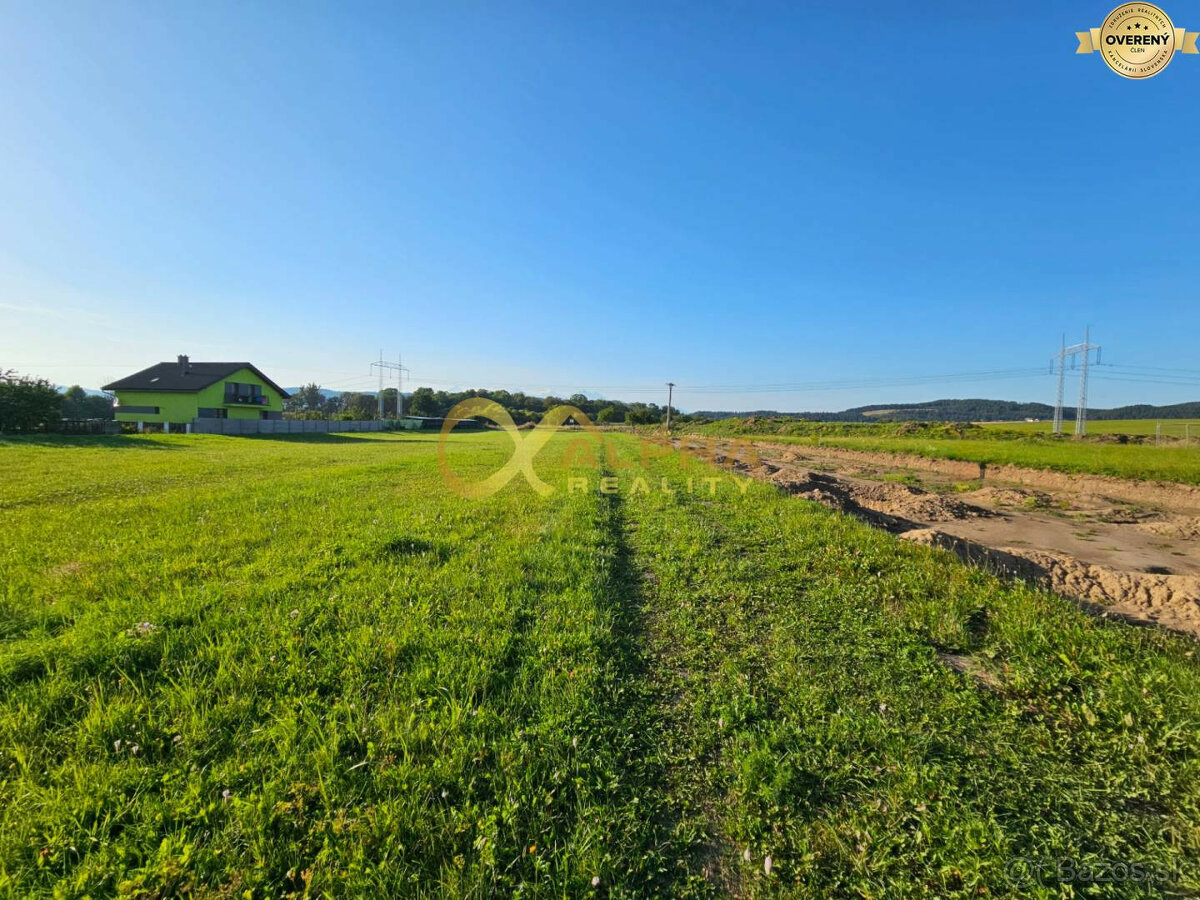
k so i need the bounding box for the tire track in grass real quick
[592,481,718,897]
[600,459,795,895]
[428,480,710,895]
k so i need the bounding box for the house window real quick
[224,382,264,404]
[117,405,159,415]
[197,408,228,418]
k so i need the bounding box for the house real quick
[102,356,290,429]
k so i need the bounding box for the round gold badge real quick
[1099,3,1177,78]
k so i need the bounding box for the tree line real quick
[285,383,691,426]
[0,371,115,432]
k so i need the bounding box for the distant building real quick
[102,356,290,429]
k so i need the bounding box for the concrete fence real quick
[191,418,419,436]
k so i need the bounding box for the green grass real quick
[981,419,1200,437]
[1,432,1198,896]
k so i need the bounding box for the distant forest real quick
[285,387,1200,425]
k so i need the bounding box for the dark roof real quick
[102,362,290,398]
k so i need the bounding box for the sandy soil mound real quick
[760,469,989,524]
[968,486,1052,508]
[899,529,1200,638]
[1011,548,1200,637]
[1137,516,1200,540]
[850,482,991,523]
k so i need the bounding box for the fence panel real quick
[175,418,426,436]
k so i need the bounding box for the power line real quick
[369,351,407,418]
[1102,363,1200,376]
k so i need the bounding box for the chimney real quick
[178,354,190,375]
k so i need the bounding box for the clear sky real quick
[1,1,1197,412]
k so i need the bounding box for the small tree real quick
[61,385,114,420]
[408,387,438,417]
[0,369,63,432]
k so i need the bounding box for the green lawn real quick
[1,432,1198,896]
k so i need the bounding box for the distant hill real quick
[283,388,412,399]
[693,399,1200,422]
[285,387,350,399]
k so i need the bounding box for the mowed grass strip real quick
[0,432,692,895]
[0,432,1198,896]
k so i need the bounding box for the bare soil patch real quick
[764,444,1200,513]
[681,438,1200,640]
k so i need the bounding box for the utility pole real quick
[1074,325,1099,436]
[1075,325,1090,436]
[1053,334,1066,435]
[376,350,383,420]
[394,354,409,418]
[665,382,675,432]
[1049,329,1100,436]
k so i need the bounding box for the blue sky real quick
[1,1,1197,412]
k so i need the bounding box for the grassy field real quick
[981,419,1200,438]
[1,432,1198,896]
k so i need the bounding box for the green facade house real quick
[102,356,290,431]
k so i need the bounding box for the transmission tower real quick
[1050,329,1101,436]
[370,351,408,420]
